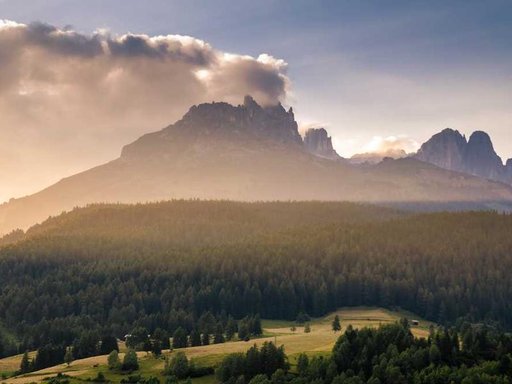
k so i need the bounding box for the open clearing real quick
[1,307,434,384]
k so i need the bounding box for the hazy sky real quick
[1,0,511,202]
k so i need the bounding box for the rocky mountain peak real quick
[303,128,340,160]
[468,130,492,145]
[243,94,260,109]
[121,96,302,159]
[414,128,510,185]
[415,128,467,172]
[465,131,503,180]
[506,159,512,180]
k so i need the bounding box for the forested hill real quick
[0,201,401,248]
[1,201,512,356]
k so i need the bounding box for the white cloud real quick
[362,135,419,154]
[0,21,291,202]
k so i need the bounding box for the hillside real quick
[2,307,434,384]
[2,97,512,235]
[1,200,512,359]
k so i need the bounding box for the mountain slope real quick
[2,98,512,234]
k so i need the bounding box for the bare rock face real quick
[415,128,510,184]
[465,131,504,181]
[122,95,302,159]
[415,128,467,172]
[303,128,340,160]
[506,159,512,181]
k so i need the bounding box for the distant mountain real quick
[350,148,408,165]
[2,97,512,234]
[122,95,303,159]
[415,128,512,185]
[303,128,341,160]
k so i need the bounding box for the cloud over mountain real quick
[363,135,419,155]
[0,20,290,202]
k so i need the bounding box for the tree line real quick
[17,314,262,373]
[217,320,512,384]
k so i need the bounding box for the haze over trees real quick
[0,201,512,359]
[2,97,512,236]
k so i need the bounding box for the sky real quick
[0,0,511,202]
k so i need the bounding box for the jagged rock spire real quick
[122,96,303,158]
[303,128,340,160]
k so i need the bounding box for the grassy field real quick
[1,307,435,384]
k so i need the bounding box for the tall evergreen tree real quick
[202,333,210,346]
[166,351,189,379]
[251,315,263,336]
[20,351,31,373]
[172,327,188,349]
[64,347,74,366]
[153,328,170,350]
[151,339,162,357]
[122,349,139,371]
[297,353,309,377]
[226,317,238,341]
[190,330,201,347]
[108,349,121,370]
[214,323,225,344]
[99,335,119,355]
[332,315,341,332]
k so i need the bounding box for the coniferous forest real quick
[0,201,512,368]
[217,320,512,384]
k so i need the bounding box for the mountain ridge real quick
[2,97,512,235]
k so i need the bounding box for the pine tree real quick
[202,333,210,346]
[122,349,139,371]
[190,330,201,347]
[20,351,31,373]
[153,328,170,350]
[166,351,189,379]
[238,321,250,341]
[251,315,263,336]
[172,327,188,349]
[99,335,119,355]
[108,349,121,370]
[297,353,309,377]
[152,339,162,356]
[64,347,74,366]
[226,317,238,341]
[214,323,225,344]
[332,315,341,332]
